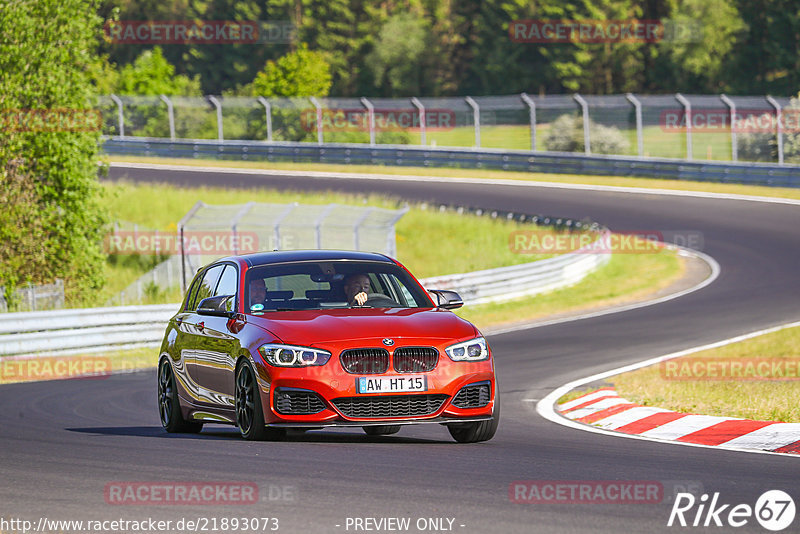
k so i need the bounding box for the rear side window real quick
[214,264,238,312]
[188,264,224,311]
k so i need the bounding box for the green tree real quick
[248,44,332,97]
[366,12,428,96]
[659,0,745,92]
[0,0,109,305]
[115,47,201,96]
[728,0,800,94]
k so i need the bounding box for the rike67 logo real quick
[668,490,795,531]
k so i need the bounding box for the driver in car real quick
[249,278,267,309]
[343,273,371,306]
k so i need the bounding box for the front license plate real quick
[357,375,427,394]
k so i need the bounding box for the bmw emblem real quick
[382,338,395,346]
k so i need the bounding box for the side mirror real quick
[197,295,235,317]
[428,289,464,310]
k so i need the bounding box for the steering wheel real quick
[363,293,400,307]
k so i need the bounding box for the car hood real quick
[248,307,478,345]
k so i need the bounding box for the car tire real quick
[235,360,284,441]
[447,401,500,443]
[158,359,203,434]
[362,425,401,436]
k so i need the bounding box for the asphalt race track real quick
[2,164,799,533]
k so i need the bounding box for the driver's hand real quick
[354,291,368,306]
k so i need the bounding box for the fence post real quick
[573,93,591,154]
[207,96,224,141]
[520,93,537,151]
[360,97,376,146]
[353,208,375,250]
[257,97,273,142]
[230,202,256,255]
[676,93,692,160]
[309,97,324,145]
[386,205,409,257]
[177,200,206,291]
[314,204,337,249]
[411,97,426,146]
[625,93,644,157]
[110,94,125,137]
[465,96,480,148]
[273,203,296,250]
[766,95,784,165]
[159,95,176,140]
[720,94,737,162]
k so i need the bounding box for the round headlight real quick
[467,343,483,358]
[277,349,296,365]
[299,351,317,365]
[453,347,465,358]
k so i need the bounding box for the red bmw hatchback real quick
[157,250,499,442]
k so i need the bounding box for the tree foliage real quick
[98,0,795,97]
[248,44,332,98]
[0,0,109,305]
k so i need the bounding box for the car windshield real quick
[244,260,433,313]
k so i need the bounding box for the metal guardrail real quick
[102,137,800,187]
[0,304,177,356]
[0,244,608,356]
[423,247,608,305]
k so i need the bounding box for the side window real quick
[214,265,238,312]
[183,274,202,311]
[190,265,224,311]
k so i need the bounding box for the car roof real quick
[235,250,395,267]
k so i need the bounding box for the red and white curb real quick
[536,320,800,458]
[559,387,800,455]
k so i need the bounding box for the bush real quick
[543,114,630,155]
[0,0,109,305]
[736,95,800,163]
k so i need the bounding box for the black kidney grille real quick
[274,388,326,415]
[452,383,491,409]
[332,394,448,418]
[393,347,439,373]
[340,349,390,374]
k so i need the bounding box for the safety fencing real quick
[99,93,800,165]
[0,280,65,313]
[102,137,800,186]
[0,239,609,357]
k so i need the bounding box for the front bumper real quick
[254,352,496,425]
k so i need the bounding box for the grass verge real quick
[610,325,800,423]
[98,180,551,304]
[558,325,800,423]
[107,155,800,202]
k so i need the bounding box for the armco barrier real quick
[102,137,800,187]
[0,244,608,357]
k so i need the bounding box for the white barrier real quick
[0,244,608,356]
